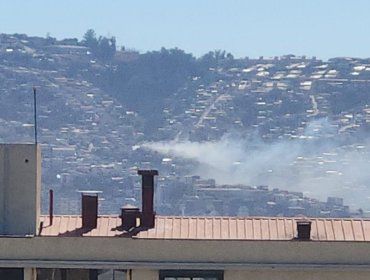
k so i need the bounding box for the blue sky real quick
[1,0,370,59]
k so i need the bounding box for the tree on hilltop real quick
[82,29,116,61]
[82,29,98,50]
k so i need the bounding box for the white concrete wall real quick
[1,238,370,266]
[224,269,370,280]
[0,144,41,235]
[1,238,370,279]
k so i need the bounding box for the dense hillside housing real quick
[1,144,370,280]
[3,34,370,215]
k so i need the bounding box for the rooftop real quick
[40,215,370,241]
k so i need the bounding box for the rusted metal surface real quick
[120,206,140,230]
[39,215,370,241]
[138,170,158,214]
[49,190,53,226]
[138,170,158,229]
[81,194,98,229]
[297,220,312,240]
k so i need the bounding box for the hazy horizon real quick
[2,0,370,60]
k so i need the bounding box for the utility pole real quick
[33,87,38,144]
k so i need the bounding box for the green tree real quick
[82,29,116,61]
[82,29,98,50]
[96,36,116,60]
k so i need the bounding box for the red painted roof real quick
[39,215,370,241]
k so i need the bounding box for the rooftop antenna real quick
[32,86,38,144]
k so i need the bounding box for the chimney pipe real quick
[138,170,158,228]
[81,192,98,229]
[120,205,140,231]
[49,189,53,226]
[296,220,311,240]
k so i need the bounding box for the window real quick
[0,268,23,280]
[160,270,223,280]
[37,268,126,280]
[97,269,126,280]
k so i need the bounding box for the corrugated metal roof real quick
[39,215,370,241]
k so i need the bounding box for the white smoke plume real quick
[143,119,370,210]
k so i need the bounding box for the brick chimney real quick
[138,170,158,228]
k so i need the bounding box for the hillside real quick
[1,33,370,216]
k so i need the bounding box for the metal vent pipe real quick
[138,170,158,228]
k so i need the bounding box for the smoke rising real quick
[143,119,370,210]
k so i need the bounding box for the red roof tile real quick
[39,215,370,241]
